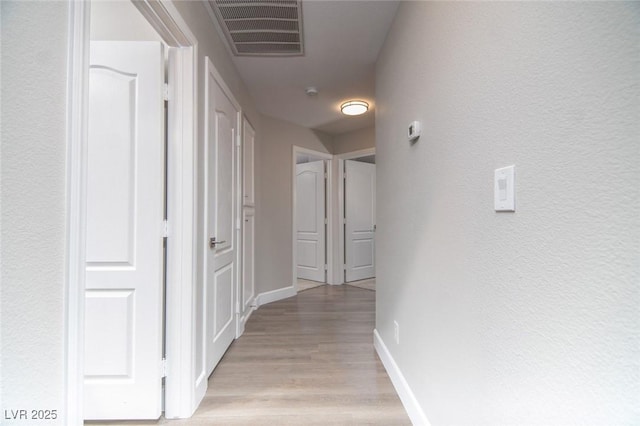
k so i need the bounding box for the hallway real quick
[89,285,409,425]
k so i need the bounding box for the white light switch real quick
[494,165,515,212]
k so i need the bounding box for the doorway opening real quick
[292,147,334,293]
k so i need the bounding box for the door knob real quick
[209,237,226,249]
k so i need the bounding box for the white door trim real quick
[336,148,376,285]
[292,146,334,291]
[65,1,199,423]
[157,2,199,418]
[64,1,90,423]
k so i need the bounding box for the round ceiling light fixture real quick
[340,100,369,116]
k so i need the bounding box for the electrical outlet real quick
[394,320,400,345]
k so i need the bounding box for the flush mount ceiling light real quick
[340,100,369,116]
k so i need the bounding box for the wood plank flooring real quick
[297,278,326,292]
[86,285,410,425]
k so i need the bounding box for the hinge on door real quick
[325,172,328,179]
[163,83,170,101]
[161,358,167,378]
[324,264,328,270]
[343,264,347,270]
[162,220,169,238]
[324,218,328,225]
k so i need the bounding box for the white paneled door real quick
[84,42,165,420]
[345,160,376,282]
[204,60,239,376]
[296,161,326,282]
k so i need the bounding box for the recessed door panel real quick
[297,240,319,268]
[84,290,135,378]
[243,120,255,206]
[297,171,319,233]
[86,68,136,266]
[214,265,234,339]
[215,111,234,252]
[352,239,375,269]
[242,211,255,309]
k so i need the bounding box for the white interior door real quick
[296,161,326,282]
[204,61,239,376]
[84,41,165,420]
[345,160,376,282]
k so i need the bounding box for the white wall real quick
[256,116,333,294]
[375,2,639,425]
[90,1,161,41]
[1,1,70,424]
[333,125,375,155]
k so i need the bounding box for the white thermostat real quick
[408,121,421,142]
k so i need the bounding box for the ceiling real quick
[209,0,399,135]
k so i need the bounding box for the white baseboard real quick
[373,329,431,426]
[237,301,256,337]
[193,371,207,416]
[244,301,256,323]
[255,285,296,307]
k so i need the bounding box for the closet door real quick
[85,41,165,420]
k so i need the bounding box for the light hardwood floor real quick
[86,285,409,425]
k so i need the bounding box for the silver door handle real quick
[209,237,226,248]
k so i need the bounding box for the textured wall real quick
[255,116,332,294]
[375,2,639,425]
[1,1,70,424]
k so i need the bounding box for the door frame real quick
[292,146,334,291]
[64,1,199,423]
[336,148,376,285]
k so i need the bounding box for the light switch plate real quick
[494,165,515,212]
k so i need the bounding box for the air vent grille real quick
[236,43,301,54]
[231,32,299,43]
[209,0,304,57]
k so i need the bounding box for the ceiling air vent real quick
[209,0,304,57]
